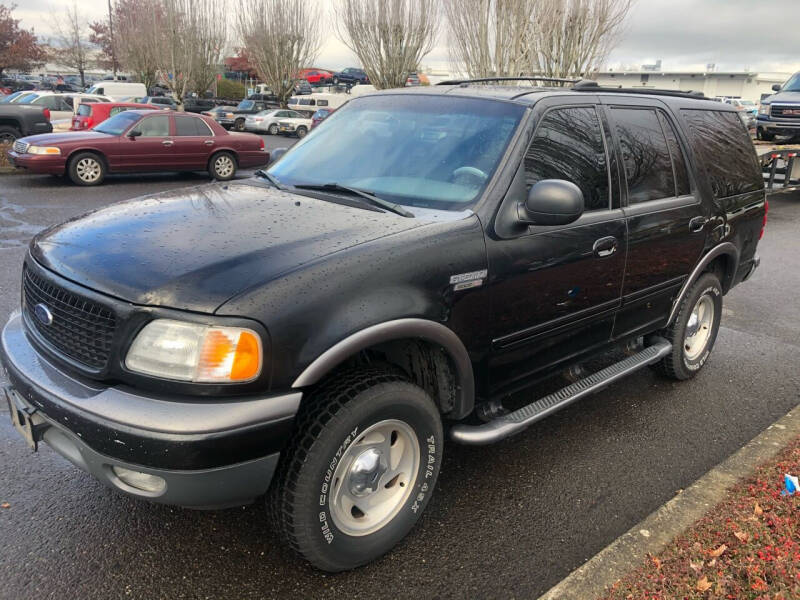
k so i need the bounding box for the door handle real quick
[689,216,708,233]
[162,140,174,147]
[204,140,214,146]
[593,236,618,258]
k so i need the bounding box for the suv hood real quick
[31,181,427,313]
[765,90,800,104]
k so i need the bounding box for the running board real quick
[450,339,672,445]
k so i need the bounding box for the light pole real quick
[108,0,117,79]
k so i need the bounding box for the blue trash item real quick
[782,473,798,496]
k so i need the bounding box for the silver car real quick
[244,109,307,135]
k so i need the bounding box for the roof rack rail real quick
[437,76,579,86]
[572,79,707,99]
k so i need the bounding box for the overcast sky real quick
[14,0,800,75]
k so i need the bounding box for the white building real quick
[591,70,791,102]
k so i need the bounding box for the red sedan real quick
[7,110,269,185]
[71,101,157,131]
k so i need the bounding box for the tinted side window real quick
[175,116,197,136]
[681,109,762,198]
[525,106,610,211]
[613,108,675,204]
[657,111,690,196]
[194,118,212,136]
[137,115,170,137]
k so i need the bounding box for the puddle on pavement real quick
[0,197,45,248]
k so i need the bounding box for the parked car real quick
[311,107,335,129]
[16,92,112,123]
[0,91,29,104]
[0,82,765,573]
[0,103,52,142]
[218,98,273,131]
[405,72,430,86]
[757,71,800,141]
[71,102,157,131]
[201,105,238,118]
[277,114,313,138]
[137,96,178,110]
[85,81,147,101]
[333,67,369,85]
[247,92,280,106]
[245,109,307,135]
[7,110,268,184]
[297,68,334,86]
[183,97,216,113]
[294,79,312,95]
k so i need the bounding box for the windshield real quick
[269,94,524,211]
[782,73,800,92]
[93,111,141,135]
[1,91,24,103]
[14,93,38,104]
[77,104,93,116]
[237,100,255,110]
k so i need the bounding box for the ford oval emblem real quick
[33,303,54,326]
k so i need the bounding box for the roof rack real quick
[571,79,708,99]
[437,76,579,86]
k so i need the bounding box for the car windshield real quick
[0,91,24,103]
[782,73,800,92]
[93,111,141,135]
[269,94,524,211]
[14,93,38,104]
[237,100,255,110]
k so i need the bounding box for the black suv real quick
[1,79,766,572]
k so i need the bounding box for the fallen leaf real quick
[754,502,763,516]
[710,544,727,558]
[651,555,662,570]
[697,576,712,592]
[734,531,749,543]
[708,558,716,568]
[690,561,704,573]
[0,502,9,509]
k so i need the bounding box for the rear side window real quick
[77,104,92,116]
[612,108,675,204]
[175,116,213,136]
[681,109,762,198]
[657,111,690,196]
[525,106,610,211]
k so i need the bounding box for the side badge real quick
[450,269,488,291]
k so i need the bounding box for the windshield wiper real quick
[254,169,287,190]
[292,183,414,218]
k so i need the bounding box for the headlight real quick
[27,145,61,155]
[125,319,262,382]
[758,104,770,116]
[225,112,234,118]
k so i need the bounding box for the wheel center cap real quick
[348,448,387,497]
[686,311,700,337]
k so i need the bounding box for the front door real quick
[120,113,173,170]
[487,101,627,397]
[602,100,708,339]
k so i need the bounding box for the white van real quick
[86,82,147,101]
[287,92,355,116]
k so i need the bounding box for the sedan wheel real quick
[268,124,278,135]
[296,127,307,139]
[68,152,106,186]
[210,152,236,181]
[234,119,245,132]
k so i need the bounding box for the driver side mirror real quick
[269,147,288,165]
[128,129,142,139]
[772,84,782,92]
[518,179,584,226]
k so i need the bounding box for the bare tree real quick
[150,0,227,109]
[237,0,321,107]
[335,0,438,90]
[443,0,536,80]
[115,0,161,91]
[531,0,634,79]
[50,2,92,87]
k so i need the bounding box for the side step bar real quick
[450,339,672,445]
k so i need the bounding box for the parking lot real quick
[1,153,799,597]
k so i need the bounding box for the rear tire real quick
[0,125,21,144]
[652,273,722,380]
[208,151,236,180]
[758,128,775,142]
[68,152,106,186]
[234,118,245,132]
[296,126,307,139]
[267,369,443,572]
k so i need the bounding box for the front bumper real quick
[1,311,301,508]
[6,151,66,174]
[757,117,800,132]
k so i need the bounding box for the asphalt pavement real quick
[0,159,798,599]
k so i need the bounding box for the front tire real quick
[653,273,722,380]
[268,369,443,572]
[296,126,307,139]
[68,152,106,186]
[234,118,245,132]
[208,151,236,180]
[268,123,278,135]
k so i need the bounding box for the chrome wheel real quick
[268,124,278,135]
[76,157,102,183]
[684,294,715,360]
[213,155,234,178]
[329,419,420,537]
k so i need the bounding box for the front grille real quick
[770,105,800,119]
[12,140,29,154]
[23,266,117,369]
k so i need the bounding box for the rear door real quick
[171,115,215,169]
[603,99,708,339]
[486,99,627,395]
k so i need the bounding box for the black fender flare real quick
[291,318,475,419]
[666,242,739,327]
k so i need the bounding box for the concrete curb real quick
[0,166,19,175]
[538,404,800,600]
